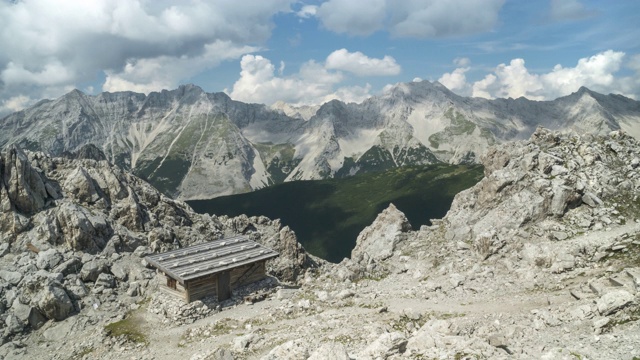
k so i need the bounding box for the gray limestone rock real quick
[64,278,89,300]
[36,248,63,270]
[95,273,116,289]
[4,314,25,335]
[0,271,22,286]
[1,145,51,215]
[35,283,73,321]
[261,339,309,360]
[79,259,109,282]
[360,331,407,359]
[308,342,350,360]
[53,257,82,276]
[351,203,411,264]
[596,289,634,315]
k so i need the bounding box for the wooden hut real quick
[145,235,279,302]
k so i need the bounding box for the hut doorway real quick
[218,271,231,301]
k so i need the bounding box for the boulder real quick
[0,243,10,258]
[55,202,112,252]
[36,248,63,270]
[79,259,109,282]
[200,348,235,360]
[261,226,314,283]
[4,314,25,335]
[64,278,89,300]
[11,301,48,330]
[359,332,407,359]
[110,260,131,281]
[0,270,22,286]
[308,342,350,360]
[1,145,51,215]
[53,257,82,276]
[35,283,74,321]
[261,339,309,360]
[596,289,634,315]
[95,273,116,289]
[62,166,103,205]
[352,203,411,264]
[232,333,261,352]
[126,282,141,297]
[582,192,603,207]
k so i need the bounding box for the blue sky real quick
[1,0,639,115]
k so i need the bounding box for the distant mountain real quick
[1,82,639,200]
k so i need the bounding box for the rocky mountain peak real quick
[1,83,639,199]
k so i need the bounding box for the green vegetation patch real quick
[256,142,301,184]
[429,108,477,149]
[188,163,483,263]
[104,312,148,345]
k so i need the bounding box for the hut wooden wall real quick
[159,261,268,303]
[230,261,266,288]
[160,275,189,301]
[185,274,218,302]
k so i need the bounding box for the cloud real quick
[102,41,258,93]
[0,0,293,112]
[439,66,471,96]
[473,58,545,100]
[539,50,627,98]
[297,5,318,18]
[461,50,638,100]
[315,0,387,36]
[0,95,32,115]
[325,49,401,76]
[314,0,505,38]
[454,57,471,67]
[549,0,594,21]
[228,54,372,105]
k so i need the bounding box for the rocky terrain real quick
[1,127,640,359]
[1,82,639,200]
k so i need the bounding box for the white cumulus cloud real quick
[325,49,401,76]
[228,54,372,106]
[463,50,638,100]
[0,0,293,113]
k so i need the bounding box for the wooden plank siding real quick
[157,260,268,303]
[185,274,218,302]
[230,261,266,288]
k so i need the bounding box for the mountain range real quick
[1,81,639,200]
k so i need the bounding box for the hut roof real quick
[145,235,279,283]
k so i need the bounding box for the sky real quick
[1,0,639,116]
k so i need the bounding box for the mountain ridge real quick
[1,81,640,200]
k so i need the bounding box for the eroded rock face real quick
[1,145,53,215]
[444,128,640,244]
[351,203,412,264]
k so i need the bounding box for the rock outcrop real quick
[3,128,640,360]
[351,203,412,264]
[0,145,318,343]
[444,127,640,248]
